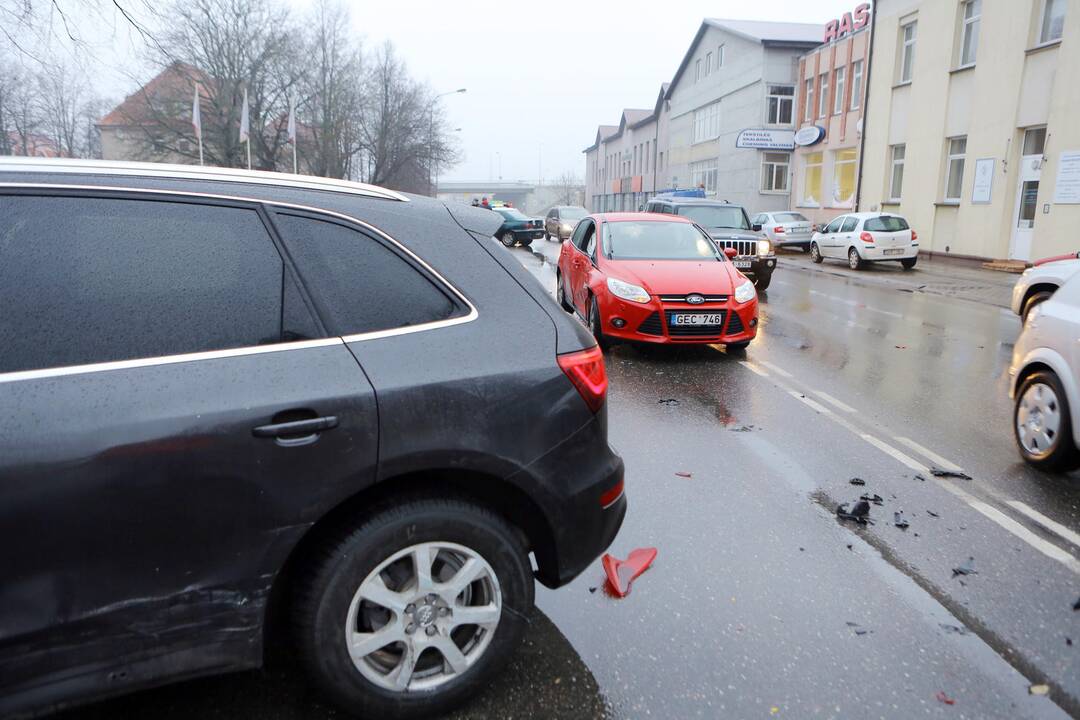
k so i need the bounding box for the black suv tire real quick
[294,496,533,719]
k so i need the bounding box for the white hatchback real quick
[1009,271,1080,471]
[809,212,919,271]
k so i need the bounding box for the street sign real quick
[794,126,826,147]
[735,129,796,151]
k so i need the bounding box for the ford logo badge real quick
[687,294,705,305]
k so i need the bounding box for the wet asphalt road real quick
[64,241,1079,719]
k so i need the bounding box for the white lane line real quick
[788,391,832,414]
[813,390,857,413]
[894,437,965,473]
[759,360,793,378]
[1006,501,1080,550]
[739,360,770,377]
[970,500,1080,574]
[859,434,931,474]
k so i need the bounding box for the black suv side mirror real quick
[752,223,762,232]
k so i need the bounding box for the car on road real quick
[809,212,919,270]
[491,206,544,247]
[645,195,776,290]
[544,205,588,242]
[752,211,815,251]
[0,158,626,720]
[555,212,758,349]
[1009,271,1080,471]
[1010,252,1080,322]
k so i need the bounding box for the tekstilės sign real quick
[735,129,795,151]
[794,126,826,147]
[824,3,871,43]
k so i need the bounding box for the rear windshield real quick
[675,205,750,230]
[496,207,527,220]
[560,207,587,220]
[774,212,808,223]
[864,216,910,232]
[604,221,720,261]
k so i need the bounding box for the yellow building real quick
[859,0,1079,262]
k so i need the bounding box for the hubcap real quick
[344,542,501,693]
[1017,382,1061,455]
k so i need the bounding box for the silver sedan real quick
[752,211,815,251]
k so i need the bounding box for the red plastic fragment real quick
[602,547,657,597]
[936,691,955,705]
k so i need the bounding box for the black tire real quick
[500,232,515,248]
[900,257,917,270]
[556,272,573,312]
[1021,290,1053,323]
[588,295,608,350]
[847,247,863,271]
[726,341,750,352]
[810,243,823,264]
[1013,370,1080,472]
[294,496,533,720]
[754,273,771,291]
[519,236,533,247]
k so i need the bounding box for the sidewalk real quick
[775,250,1017,309]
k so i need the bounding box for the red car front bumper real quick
[596,294,758,345]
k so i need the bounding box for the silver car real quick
[1009,254,1080,323]
[752,211,815,251]
[1009,271,1080,471]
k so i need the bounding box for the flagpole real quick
[292,142,297,174]
[247,139,251,171]
[199,138,204,166]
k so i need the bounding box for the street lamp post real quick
[429,88,466,196]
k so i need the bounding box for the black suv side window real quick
[274,212,460,336]
[0,194,284,374]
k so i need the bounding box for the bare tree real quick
[0,60,41,155]
[35,61,86,157]
[553,171,583,206]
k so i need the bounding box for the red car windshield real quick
[604,221,721,261]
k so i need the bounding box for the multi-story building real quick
[791,13,870,228]
[662,20,822,213]
[859,0,1079,261]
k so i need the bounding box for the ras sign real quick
[824,3,871,43]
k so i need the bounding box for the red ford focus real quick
[556,212,758,349]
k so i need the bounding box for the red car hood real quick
[606,259,740,295]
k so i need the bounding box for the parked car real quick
[491,206,544,247]
[809,212,919,270]
[0,158,626,719]
[1010,252,1080,323]
[1009,271,1080,471]
[544,205,588,242]
[751,211,815,251]
[556,212,758,350]
[645,195,776,290]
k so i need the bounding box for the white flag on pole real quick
[287,98,296,144]
[191,83,202,139]
[239,87,250,144]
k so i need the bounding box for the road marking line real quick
[739,360,769,377]
[1006,501,1080,550]
[894,437,965,473]
[789,391,832,414]
[970,500,1080,574]
[813,390,857,413]
[760,361,793,378]
[859,434,931,474]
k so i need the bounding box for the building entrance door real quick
[1009,127,1046,261]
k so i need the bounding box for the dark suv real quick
[645,195,777,290]
[0,159,625,719]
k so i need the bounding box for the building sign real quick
[971,158,995,204]
[824,3,871,43]
[794,126,826,147]
[1053,151,1080,204]
[735,128,795,151]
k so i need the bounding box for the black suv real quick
[645,196,777,290]
[0,159,625,719]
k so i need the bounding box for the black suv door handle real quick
[253,416,338,440]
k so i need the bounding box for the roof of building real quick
[583,124,620,153]
[99,62,209,128]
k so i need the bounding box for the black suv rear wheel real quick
[294,497,533,719]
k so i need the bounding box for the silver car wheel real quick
[344,541,501,693]
[1016,382,1062,455]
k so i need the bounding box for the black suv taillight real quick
[557,346,607,413]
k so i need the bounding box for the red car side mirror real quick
[723,247,738,260]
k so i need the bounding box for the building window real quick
[761,152,790,192]
[804,78,814,122]
[1040,0,1066,44]
[900,21,917,83]
[695,59,702,82]
[692,101,721,143]
[945,136,967,201]
[850,60,864,111]
[889,144,906,201]
[833,149,857,206]
[705,52,713,76]
[818,73,829,118]
[718,45,725,68]
[1023,127,1047,156]
[802,152,823,206]
[766,85,794,125]
[833,67,846,115]
[959,0,981,67]
[690,158,719,195]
